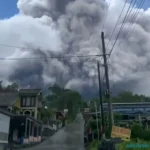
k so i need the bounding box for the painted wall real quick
[0,113,10,143]
[13,98,20,108]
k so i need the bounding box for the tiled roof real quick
[19,89,42,95]
[0,108,16,117]
[0,109,42,124]
[0,92,18,106]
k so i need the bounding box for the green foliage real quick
[131,123,143,139]
[88,140,150,150]
[12,106,20,113]
[0,81,19,92]
[114,113,123,120]
[131,123,150,141]
[88,91,150,104]
[110,91,150,103]
[104,126,111,138]
[40,107,55,123]
[117,140,150,150]
[87,118,101,133]
[45,84,85,120]
[87,140,100,150]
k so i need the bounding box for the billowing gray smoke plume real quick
[2,0,150,97]
[8,0,107,97]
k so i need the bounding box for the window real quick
[22,97,26,106]
[21,96,35,107]
[21,97,26,107]
[31,97,35,106]
[26,97,30,106]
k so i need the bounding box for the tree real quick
[0,81,3,92]
[0,82,19,92]
[110,91,147,103]
[45,84,85,120]
[57,90,82,117]
[40,107,55,124]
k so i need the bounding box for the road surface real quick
[24,113,85,150]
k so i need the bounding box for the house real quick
[0,108,42,146]
[9,114,42,145]
[0,109,11,150]
[0,89,44,119]
[0,89,44,146]
[15,89,43,119]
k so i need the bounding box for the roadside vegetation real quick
[86,91,150,150]
[44,84,87,123]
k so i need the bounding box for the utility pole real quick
[94,102,100,141]
[97,61,105,138]
[101,31,114,130]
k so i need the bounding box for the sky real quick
[0,0,149,19]
[0,0,18,19]
[144,0,150,9]
[1,0,150,97]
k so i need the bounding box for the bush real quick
[131,123,143,139]
[131,123,150,141]
[87,140,100,150]
[87,118,101,132]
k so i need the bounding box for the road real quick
[24,113,85,150]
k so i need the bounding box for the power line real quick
[116,0,138,48]
[108,0,146,89]
[106,0,128,49]
[0,54,105,61]
[116,0,145,52]
[109,0,134,56]
[110,0,146,61]
[0,43,44,51]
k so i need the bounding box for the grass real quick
[117,140,150,150]
[87,140,100,150]
[87,140,150,150]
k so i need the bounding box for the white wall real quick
[0,113,10,134]
[0,113,10,143]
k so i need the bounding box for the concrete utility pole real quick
[101,31,114,129]
[97,61,105,138]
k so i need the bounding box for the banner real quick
[111,126,131,141]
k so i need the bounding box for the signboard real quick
[111,126,131,141]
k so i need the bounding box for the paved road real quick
[24,113,85,150]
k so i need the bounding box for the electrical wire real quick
[109,0,134,56]
[0,43,46,51]
[0,54,104,61]
[106,0,128,50]
[108,0,146,90]
[116,0,145,53]
[110,0,146,61]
